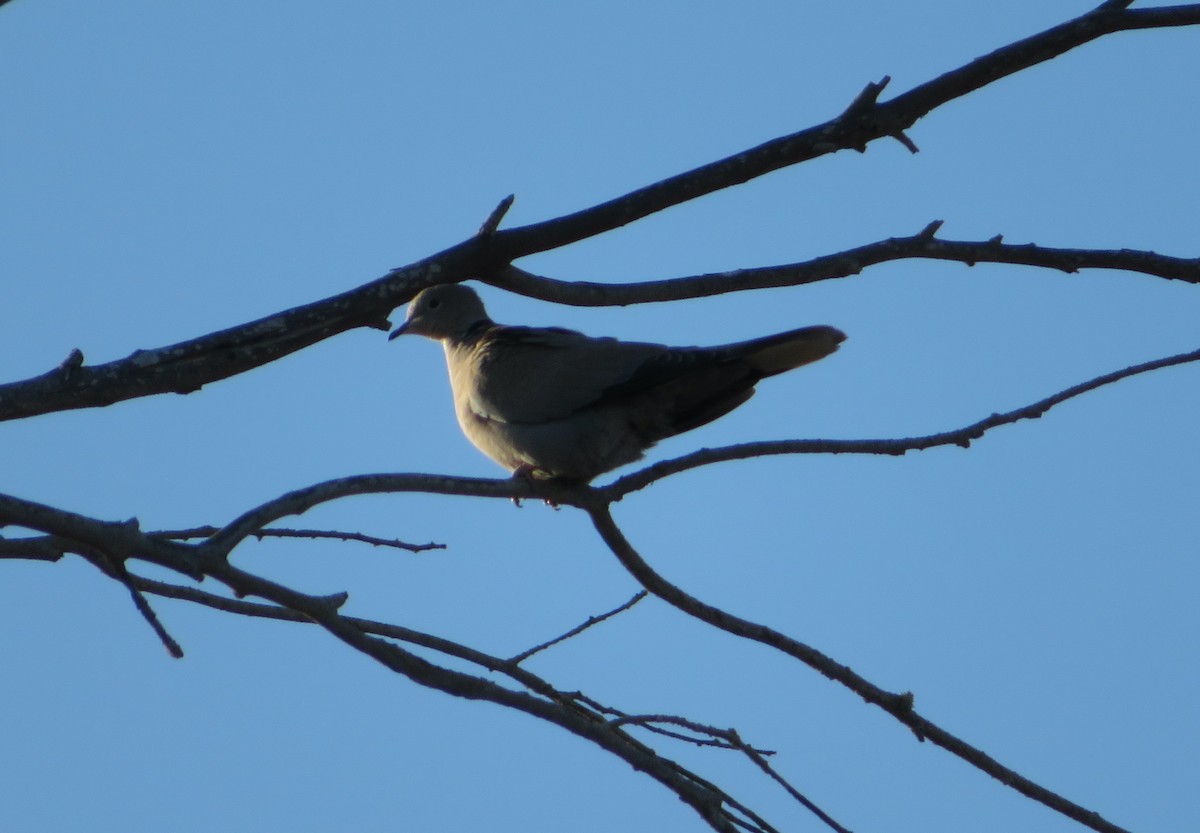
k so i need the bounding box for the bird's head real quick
[389,284,490,342]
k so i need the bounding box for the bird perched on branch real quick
[390,284,845,482]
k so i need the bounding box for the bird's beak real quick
[388,320,410,341]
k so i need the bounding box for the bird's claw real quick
[511,465,561,509]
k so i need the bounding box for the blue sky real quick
[2,2,1197,832]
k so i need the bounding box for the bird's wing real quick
[457,323,846,430]
[461,325,669,424]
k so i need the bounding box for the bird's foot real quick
[510,465,561,509]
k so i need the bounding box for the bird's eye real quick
[428,299,441,309]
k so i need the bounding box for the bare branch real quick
[94,554,185,658]
[582,501,1131,833]
[486,232,1200,307]
[607,345,1200,497]
[130,562,786,829]
[204,473,534,555]
[613,715,851,833]
[7,343,1187,566]
[3,326,1185,832]
[0,514,768,833]
[490,3,1200,258]
[479,194,516,237]
[150,525,445,553]
[726,728,854,833]
[611,713,774,755]
[128,572,562,690]
[3,6,1196,424]
[3,343,1180,565]
[0,537,67,562]
[0,494,206,580]
[251,527,445,552]
[887,3,1200,124]
[5,7,1194,832]
[0,248,481,423]
[508,590,649,664]
[197,556,758,833]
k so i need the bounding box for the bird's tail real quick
[735,325,846,377]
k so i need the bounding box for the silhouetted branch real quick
[3,3,1196,424]
[490,2,1200,258]
[204,555,761,832]
[3,332,1188,832]
[5,8,1197,830]
[486,229,1200,307]
[508,590,649,664]
[479,194,516,237]
[92,549,185,658]
[613,715,851,833]
[0,518,785,833]
[583,501,1130,833]
[607,345,1200,497]
[0,249,469,423]
[610,713,774,756]
[205,474,532,555]
[0,537,66,561]
[726,728,854,833]
[151,525,445,553]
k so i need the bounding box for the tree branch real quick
[606,344,1200,497]
[0,247,473,423]
[151,525,445,553]
[205,556,763,833]
[3,332,1189,832]
[583,501,1131,833]
[486,228,1200,306]
[489,2,1200,258]
[0,517,781,833]
[612,715,851,833]
[508,590,649,664]
[3,5,1196,424]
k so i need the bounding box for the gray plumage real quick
[391,284,845,481]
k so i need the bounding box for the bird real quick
[390,284,845,482]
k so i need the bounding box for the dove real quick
[390,284,845,482]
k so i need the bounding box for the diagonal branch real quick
[3,4,1197,424]
[83,547,186,658]
[612,715,850,833]
[0,247,474,423]
[133,568,799,833]
[583,501,1130,833]
[508,590,649,664]
[198,557,761,833]
[0,519,778,833]
[490,2,1200,258]
[4,334,1191,832]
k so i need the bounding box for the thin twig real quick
[612,715,850,833]
[611,714,776,756]
[479,194,516,237]
[150,525,445,553]
[113,569,773,832]
[199,555,755,833]
[92,553,184,658]
[727,729,854,833]
[508,590,648,664]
